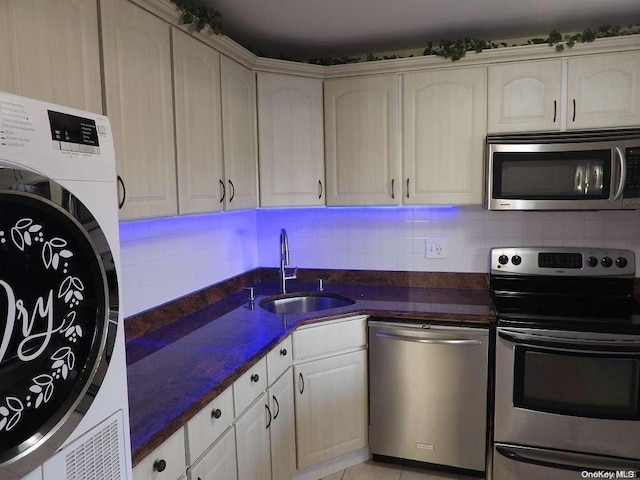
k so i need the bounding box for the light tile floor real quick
[320,460,478,480]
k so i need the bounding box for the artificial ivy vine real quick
[422,24,640,61]
[170,0,222,34]
[167,0,640,65]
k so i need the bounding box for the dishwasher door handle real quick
[375,332,482,345]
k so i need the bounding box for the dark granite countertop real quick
[125,279,493,466]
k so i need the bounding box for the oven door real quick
[495,327,640,459]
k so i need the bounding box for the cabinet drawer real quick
[186,386,234,464]
[133,427,186,480]
[233,356,267,415]
[267,336,292,384]
[293,316,367,361]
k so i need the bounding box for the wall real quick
[119,206,640,317]
[119,210,258,317]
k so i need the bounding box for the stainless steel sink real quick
[259,292,355,314]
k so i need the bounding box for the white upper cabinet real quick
[101,0,178,219]
[487,59,563,133]
[324,75,400,206]
[172,28,225,215]
[0,0,102,113]
[257,73,325,207]
[220,56,259,210]
[568,51,640,129]
[487,51,640,133]
[403,67,486,205]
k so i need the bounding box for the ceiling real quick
[200,0,640,60]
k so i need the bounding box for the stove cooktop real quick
[489,247,638,333]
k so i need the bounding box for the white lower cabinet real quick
[187,428,237,480]
[292,317,368,470]
[235,368,296,480]
[268,371,296,480]
[235,392,272,480]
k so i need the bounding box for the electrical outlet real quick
[425,238,447,259]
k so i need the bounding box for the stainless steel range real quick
[489,247,640,479]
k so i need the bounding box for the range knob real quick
[586,256,599,267]
[498,255,509,265]
[511,255,522,266]
[616,257,628,268]
[601,256,613,268]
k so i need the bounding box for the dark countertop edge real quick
[130,306,493,465]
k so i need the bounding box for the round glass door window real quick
[0,189,109,465]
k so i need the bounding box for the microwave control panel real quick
[623,147,640,199]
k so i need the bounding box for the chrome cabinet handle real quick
[298,372,305,394]
[375,332,481,345]
[219,179,226,203]
[614,146,627,201]
[117,175,126,210]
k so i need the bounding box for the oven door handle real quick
[495,444,640,473]
[498,329,640,350]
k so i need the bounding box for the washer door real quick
[0,168,118,475]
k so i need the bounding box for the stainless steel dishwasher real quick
[368,320,489,473]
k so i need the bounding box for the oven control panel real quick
[491,247,635,277]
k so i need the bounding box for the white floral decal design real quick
[0,217,85,433]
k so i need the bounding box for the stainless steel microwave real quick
[484,129,640,210]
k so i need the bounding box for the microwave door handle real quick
[574,165,584,194]
[613,146,627,200]
[495,444,640,472]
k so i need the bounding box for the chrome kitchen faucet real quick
[279,228,297,293]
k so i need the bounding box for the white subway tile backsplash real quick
[120,206,640,318]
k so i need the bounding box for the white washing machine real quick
[0,91,131,480]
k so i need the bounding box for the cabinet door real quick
[187,428,237,480]
[269,370,296,480]
[0,0,102,113]
[220,56,258,210]
[101,0,177,220]
[172,28,224,215]
[257,73,325,207]
[403,67,486,205]
[235,393,272,480]
[324,75,400,206]
[487,59,563,133]
[568,51,640,129]
[294,350,367,469]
